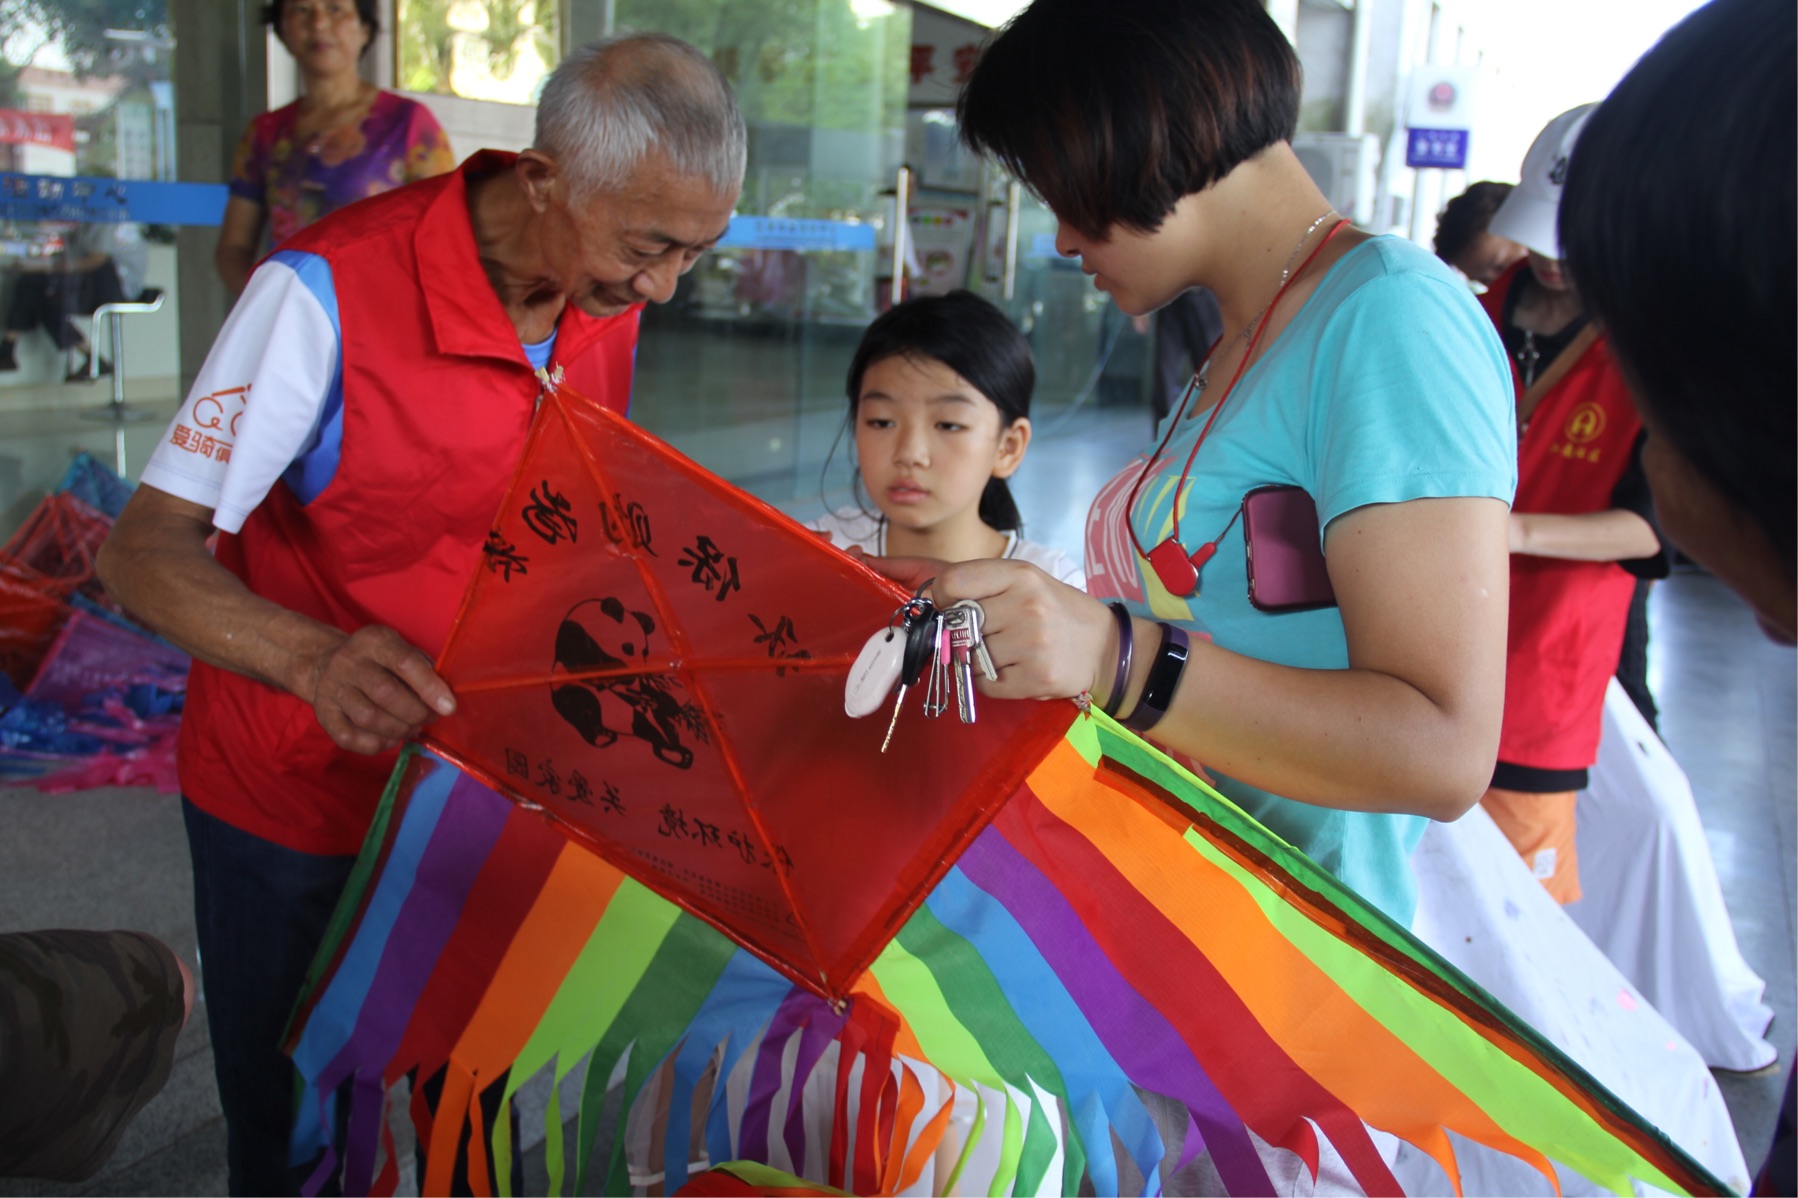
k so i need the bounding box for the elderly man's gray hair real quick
[535,33,747,198]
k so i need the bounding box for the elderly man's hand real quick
[305,626,456,754]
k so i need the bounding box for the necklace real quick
[1198,209,1339,398]
[1517,330,1540,389]
[1129,213,1349,596]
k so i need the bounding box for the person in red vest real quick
[96,34,744,1194]
[1476,104,1669,904]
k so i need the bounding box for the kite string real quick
[448,654,862,696]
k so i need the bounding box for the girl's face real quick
[854,354,1029,535]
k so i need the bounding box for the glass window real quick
[395,0,559,105]
[590,0,915,509]
[0,1,181,491]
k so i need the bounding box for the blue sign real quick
[0,172,228,225]
[1405,128,1470,170]
[716,215,877,253]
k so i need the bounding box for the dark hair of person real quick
[957,0,1301,238]
[1560,0,1796,573]
[263,0,380,53]
[846,291,1035,533]
[1432,181,1513,265]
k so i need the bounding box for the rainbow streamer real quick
[286,714,1725,1196]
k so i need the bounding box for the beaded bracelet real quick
[1101,602,1134,717]
[1122,622,1190,734]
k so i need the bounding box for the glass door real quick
[0,0,181,496]
[568,0,1149,519]
[970,175,1153,430]
[579,0,914,519]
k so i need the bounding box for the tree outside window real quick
[395,0,557,106]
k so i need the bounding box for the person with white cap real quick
[1474,104,1669,904]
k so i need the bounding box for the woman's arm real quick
[926,494,1510,821]
[1509,509,1660,561]
[214,196,266,295]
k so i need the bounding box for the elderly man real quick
[96,33,743,1193]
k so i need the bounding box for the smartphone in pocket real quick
[1242,484,1338,613]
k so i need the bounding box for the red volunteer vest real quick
[179,152,641,854]
[1481,261,1643,773]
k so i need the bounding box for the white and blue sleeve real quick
[139,250,343,534]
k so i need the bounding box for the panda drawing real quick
[549,597,700,769]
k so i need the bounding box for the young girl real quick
[811,291,1084,587]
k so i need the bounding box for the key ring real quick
[886,578,936,633]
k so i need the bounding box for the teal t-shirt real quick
[1084,236,1516,923]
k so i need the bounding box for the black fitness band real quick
[1102,602,1133,717]
[1122,623,1191,734]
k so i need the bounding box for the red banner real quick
[0,110,75,153]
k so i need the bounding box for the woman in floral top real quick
[215,0,454,293]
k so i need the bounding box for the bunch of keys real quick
[844,587,998,752]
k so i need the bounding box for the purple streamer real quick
[307,772,513,1192]
[956,827,1276,1193]
[738,989,846,1171]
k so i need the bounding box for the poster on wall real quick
[906,8,985,108]
[1404,67,1478,169]
[905,205,975,297]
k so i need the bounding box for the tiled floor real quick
[0,397,1791,1195]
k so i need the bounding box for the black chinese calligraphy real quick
[501,752,628,815]
[678,534,741,602]
[652,805,795,873]
[748,612,811,676]
[522,480,579,545]
[549,597,709,769]
[598,493,657,556]
[483,530,530,581]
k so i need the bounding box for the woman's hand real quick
[874,556,1115,703]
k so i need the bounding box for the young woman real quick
[214,0,454,293]
[902,0,1517,923]
[812,291,1083,586]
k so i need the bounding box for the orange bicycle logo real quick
[191,384,250,438]
[1564,402,1606,444]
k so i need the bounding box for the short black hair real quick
[1560,0,1795,570]
[958,0,1300,238]
[263,0,380,54]
[1433,181,1512,265]
[847,291,1035,533]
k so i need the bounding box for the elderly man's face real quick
[539,152,737,318]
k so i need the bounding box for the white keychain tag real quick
[844,627,905,718]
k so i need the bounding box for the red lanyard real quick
[1126,219,1349,596]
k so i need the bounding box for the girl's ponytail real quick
[979,477,1023,533]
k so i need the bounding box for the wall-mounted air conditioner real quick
[1292,132,1381,227]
